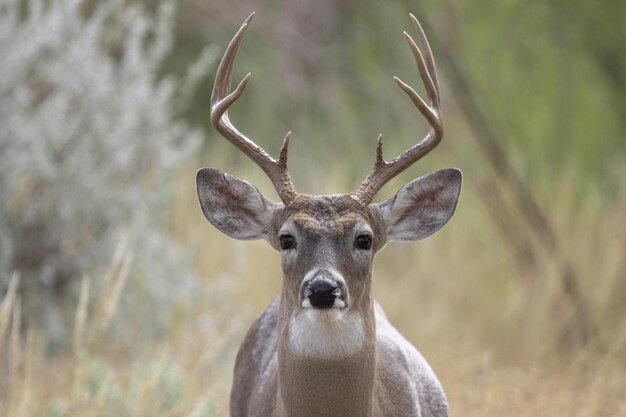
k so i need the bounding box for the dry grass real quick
[1,162,625,416]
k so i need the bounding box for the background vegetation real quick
[1,0,625,415]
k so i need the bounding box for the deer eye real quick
[356,234,372,250]
[279,234,295,250]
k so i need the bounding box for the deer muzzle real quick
[301,269,348,310]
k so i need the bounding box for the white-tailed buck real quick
[197,13,461,417]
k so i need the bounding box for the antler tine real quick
[409,13,440,105]
[353,15,444,205]
[210,13,297,204]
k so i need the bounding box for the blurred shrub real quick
[0,0,214,345]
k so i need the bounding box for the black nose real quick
[307,279,338,309]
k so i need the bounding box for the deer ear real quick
[196,168,279,240]
[378,169,462,242]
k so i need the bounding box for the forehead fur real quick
[281,194,371,234]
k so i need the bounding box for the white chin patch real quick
[288,310,365,358]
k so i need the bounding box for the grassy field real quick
[2,161,625,416]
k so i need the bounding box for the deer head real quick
[197,13,461,328]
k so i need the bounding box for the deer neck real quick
[276,293,377,417]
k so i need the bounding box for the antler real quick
[211,13,297,204]
[353,14,444,205]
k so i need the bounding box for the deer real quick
[196,12,461,417]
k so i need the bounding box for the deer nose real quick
[307,279,338,309]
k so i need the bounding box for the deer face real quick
[197,167,461,318]
[272,194,381,318]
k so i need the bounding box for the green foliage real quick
[443,0,625,195]
[177,1,624,202]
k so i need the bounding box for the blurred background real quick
[1,0,625,415]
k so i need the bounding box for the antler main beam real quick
[353,14,444,205]
[211,13,297,204]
